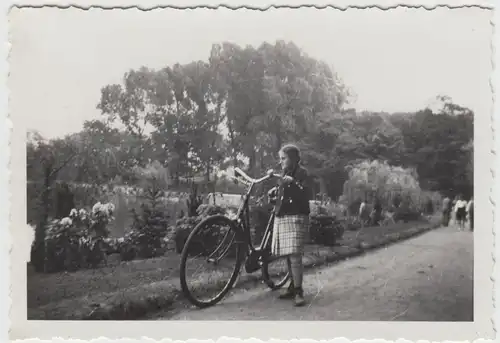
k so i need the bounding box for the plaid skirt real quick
[271,215,309,257]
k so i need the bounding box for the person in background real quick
[466,197,474,231]
[451,195,458,225]
[454,194,467,230]
[442,196,451,227]
[372,198,382,226]
[359,199,367,227]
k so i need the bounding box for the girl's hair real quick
[280,143,301,164]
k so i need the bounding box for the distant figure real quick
[467,197,474,231]
[372,199,382,226]
[442,196,451,227]
[451,195,458,225]
[359,199,367,227]
[454,195,467,230]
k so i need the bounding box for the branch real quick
[49,151,78,179]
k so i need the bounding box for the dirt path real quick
[155,226,473,321]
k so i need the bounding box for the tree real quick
[393,99,473,196]
[27,132,79,271]
[343,159,421,210]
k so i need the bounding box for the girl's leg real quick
[290,253,305,306]
[278,256,294,299]
[289,254,303,287]
[286,256,293,286]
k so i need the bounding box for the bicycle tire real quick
[261,234,290,290]
[179,215,244,308]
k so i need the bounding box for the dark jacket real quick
[274,165,311,217]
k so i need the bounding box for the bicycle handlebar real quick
[234,167,279,184]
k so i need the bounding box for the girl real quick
[269,144,311,307]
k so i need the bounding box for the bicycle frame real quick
[228,168,278,259]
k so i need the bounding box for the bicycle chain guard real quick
[244,249,262,273]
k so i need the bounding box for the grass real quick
[27,218,439,320]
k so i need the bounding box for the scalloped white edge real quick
[1,0,496,342]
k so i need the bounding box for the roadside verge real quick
[28,221,439,320]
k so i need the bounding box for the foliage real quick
[118,162,171,260]
[43,203,115,273]
[173,204,227,254]
[28,41,473,204]
[309,215,345,246]
[27,41,474,269]
[186,184,203,217]
[343,159,422,210]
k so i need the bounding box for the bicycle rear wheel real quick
[179,215,244,308]
[261,232,290,290]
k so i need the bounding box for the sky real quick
[9,6,493,139]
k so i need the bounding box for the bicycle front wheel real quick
[179,215,244,308]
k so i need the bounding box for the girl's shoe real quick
[278,282,295,300]
[294,287,306,307]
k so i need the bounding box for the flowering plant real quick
[44,201,116,272]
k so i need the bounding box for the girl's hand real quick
[282,175,294,184]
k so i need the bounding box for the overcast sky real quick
[10,6,492,138]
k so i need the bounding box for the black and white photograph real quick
[7,3,494,341]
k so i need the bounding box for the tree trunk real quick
[248,149,257,176]
[31,165,52,272]
[275,122,283,154]
[227,121,239,166]
[205,161,211,183]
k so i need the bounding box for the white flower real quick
[104,203,115,215]
[60,217,73,227]
[69,209,78,218]
[79,208,88,218]
[118,237,124,243]
[92,202,103,214]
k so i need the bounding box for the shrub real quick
[309,214,344,246]
[114,161,175,261]
[393,205,422,223]
[173,204,233,255]
[343,160,423,211]
[118,175,170,260]
[43,202,114,273]
[196,204,227,217]
[174,216,202,254]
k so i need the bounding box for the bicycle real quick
[179,167,290,308]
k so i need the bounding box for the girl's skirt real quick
[271,214,309,257]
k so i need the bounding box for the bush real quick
[173,215,227,257]
[309,214,344,246]
[118,180,171,261]
[43,203,114,273]
[173,204,234,255]
[345,217,362,231]
[174,216,203,254]
[114,162,175,261]
[196,204,227,217]
[393,206,422,223]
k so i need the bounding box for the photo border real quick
[2,0,497,342]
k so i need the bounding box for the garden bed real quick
[27,220,439,320]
